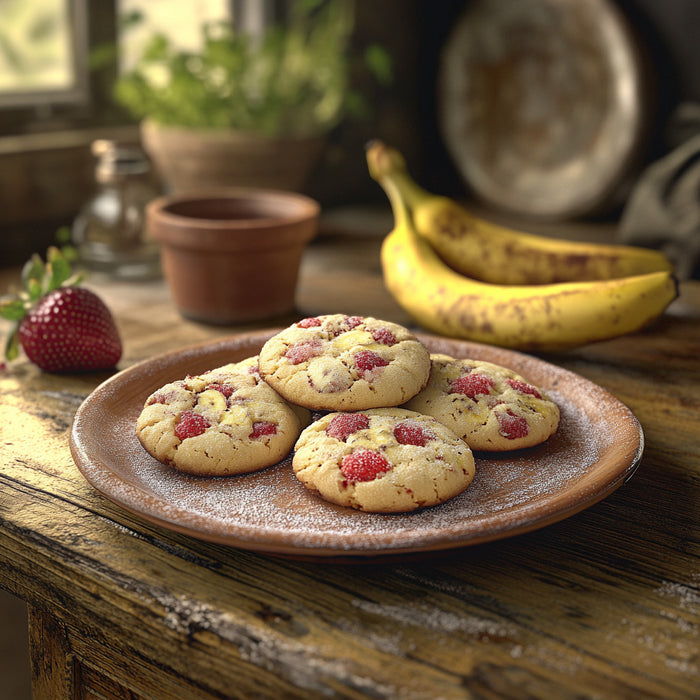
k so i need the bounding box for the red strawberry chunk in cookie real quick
[371,327,397,345]
[345,316,364,329]
[393,421,435,446]
[326,412,370,441]
[340,450,392,482]
[354,350,389,372]
[147,388,177,405]
[249,421,277,439]
[450,373,495,399]
[175,411,210,440]
[331,315,364,337]
[285,340,322,364]
[148,381,187,404]
[506,378,542,399]
[297,316,322,328]
[498,410,529,439]
[206,383,234,398]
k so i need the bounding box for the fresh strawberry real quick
[1,246,122,373]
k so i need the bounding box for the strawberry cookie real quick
[257,314,431,411]
[292,408,475,512]
[403,354,560,451]
[136,356,310,476]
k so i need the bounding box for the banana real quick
[366,142,678,351]
[371,142,673,285]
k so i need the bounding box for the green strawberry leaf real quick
[61,245,79,264]
[26,277,43,301]
[21,253,45,291]
[46,246,73,291]
[0,299,27,321]
[3,326,20,361]
[63,271,85,287]
[55,226,79,264]
[55,225,72,245]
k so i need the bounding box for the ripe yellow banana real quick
[372,142,673,285]
[367,142,678,351]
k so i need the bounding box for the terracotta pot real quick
[140,119,327,194]
[146,189,320,324]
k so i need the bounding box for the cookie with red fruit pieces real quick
[136,356,310,476]
[403,354,560,452]
[1,246,122,373]
[292,408,475,512]
[257,314,431,411]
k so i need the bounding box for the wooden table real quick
[1,233,699,699]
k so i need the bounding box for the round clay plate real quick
[70,332,643,560]
[438,0,649,219]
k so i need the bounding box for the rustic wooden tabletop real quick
[1,233,698,699]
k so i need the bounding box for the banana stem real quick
[366,140,431,209]
[382,177,412,231]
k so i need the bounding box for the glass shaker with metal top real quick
[72,139,161,279]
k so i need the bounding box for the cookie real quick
[136,356,310,475]
[403,354,560,451]
[292,408,475,512]
[257,314,431,411]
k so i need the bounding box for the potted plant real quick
[102,1,391,193]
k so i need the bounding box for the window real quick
[0,0,89,108]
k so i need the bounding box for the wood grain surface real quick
[1,234,699,699]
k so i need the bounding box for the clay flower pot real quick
[141,119,327,194]
[146,189,320,324]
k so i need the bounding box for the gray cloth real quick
[619,132,700,280]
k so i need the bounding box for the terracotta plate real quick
[438,0,649,219]
[70,332,643,560]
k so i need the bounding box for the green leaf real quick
[4,327,20,362]
[364,45,393,85]
[26,278,43,301]
[143,34,171,62]
[88,42,118,70]
[54,226,79,264]
[55,225,72,245]
[62,271,85,288]
[60,245,78,264]
[46,246,73,290]
[0,299,27,322]
[119,9,145,31]
[21,253,45,291]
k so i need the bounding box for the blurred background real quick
[0,0,699,274]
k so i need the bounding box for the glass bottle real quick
[72,139,161,279]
